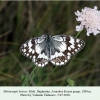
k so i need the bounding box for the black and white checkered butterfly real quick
[20,33,85,67]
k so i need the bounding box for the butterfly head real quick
[41,33,51,38]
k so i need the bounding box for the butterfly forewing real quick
[20,36,49,67]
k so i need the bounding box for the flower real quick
[75,6,100,36]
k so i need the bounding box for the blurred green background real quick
[0,1,100,86]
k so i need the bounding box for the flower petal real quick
[75,6,100,36]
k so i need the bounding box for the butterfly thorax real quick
[44,33,55,59]
[44,33,52,58]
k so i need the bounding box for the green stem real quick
[29,67,37,85]
[30,67,37,77]
[75,31,81,38]
[41,66,58,85]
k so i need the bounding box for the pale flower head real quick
[75,6,100,36]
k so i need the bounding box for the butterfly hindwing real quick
[50,50,71,66]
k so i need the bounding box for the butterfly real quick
[20,33,85,67]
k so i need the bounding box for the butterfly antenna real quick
[49,23,60,33]
[40,25,48,33]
